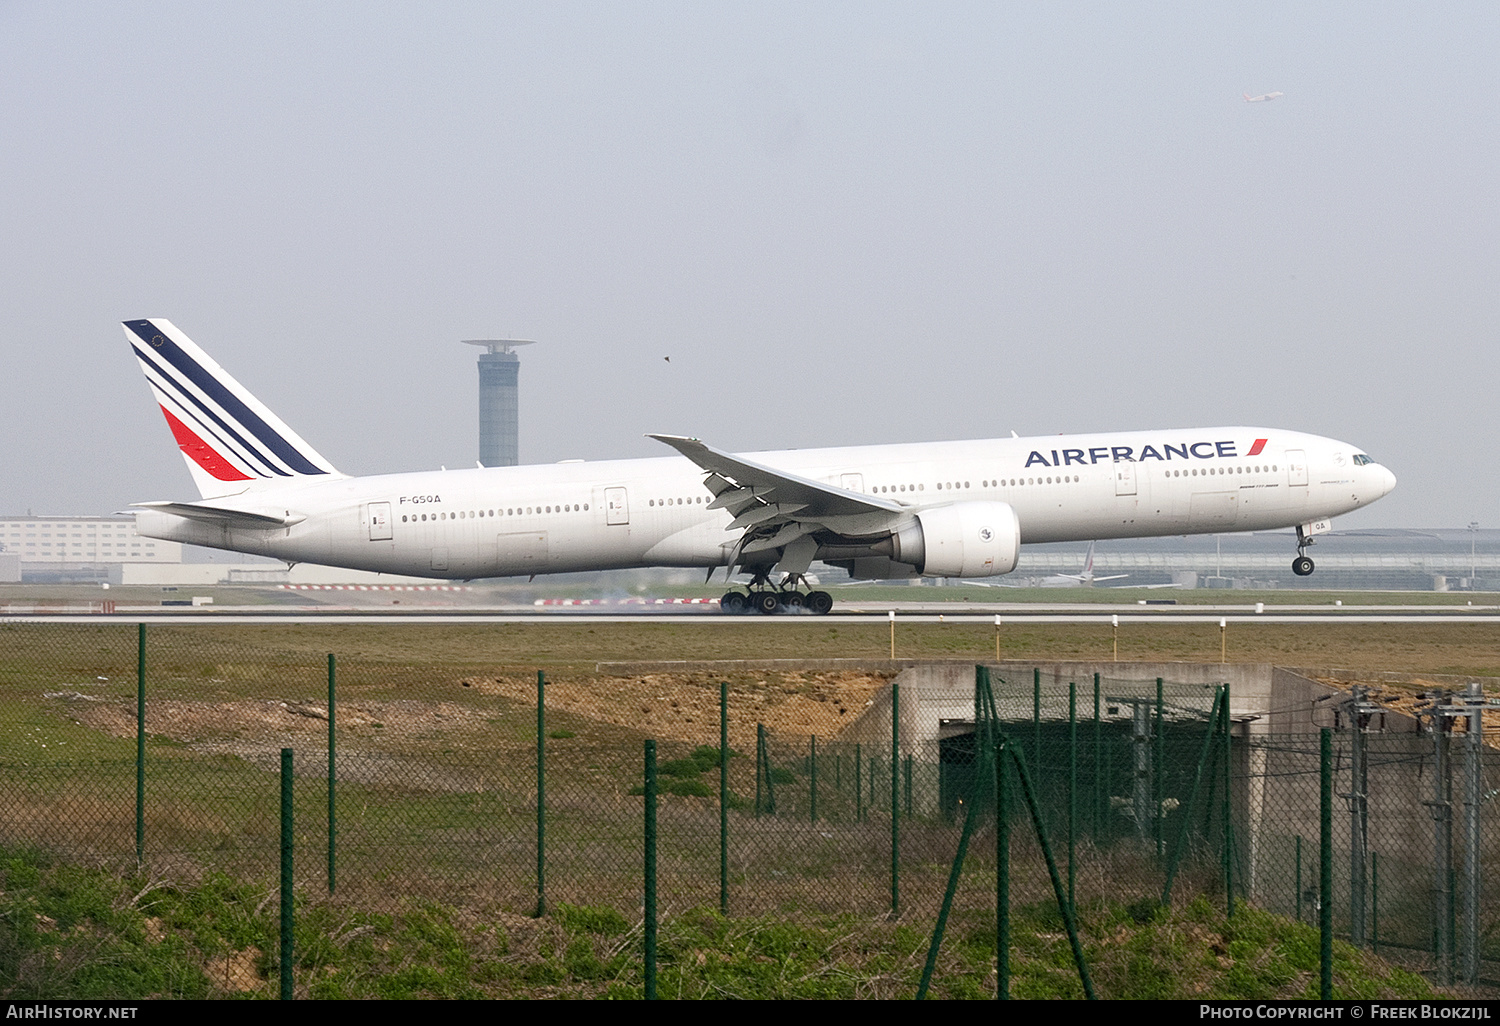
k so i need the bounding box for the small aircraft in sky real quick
[1243,91,1284,103]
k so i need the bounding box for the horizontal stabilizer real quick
[132,501,304,529]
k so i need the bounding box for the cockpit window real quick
[1352,454,1374,466]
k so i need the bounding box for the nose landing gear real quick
[1292,526,1316,577]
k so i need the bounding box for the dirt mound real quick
[61,695,482,745]
[46,670,893,760]
[1314,675,1500,742]
[458,670,892,749]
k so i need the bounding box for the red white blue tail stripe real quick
[124,319,340,497]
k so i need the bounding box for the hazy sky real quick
[2,2,1494,528]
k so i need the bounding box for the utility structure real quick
[462,339,536,467]
[1416,682,1500,986]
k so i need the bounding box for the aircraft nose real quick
[1379,465,1397,496]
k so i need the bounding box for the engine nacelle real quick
[888,501,1021,578]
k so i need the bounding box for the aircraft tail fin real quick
[123,319,341,499]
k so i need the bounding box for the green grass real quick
[0,848,1438,1000]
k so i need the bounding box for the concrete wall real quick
[830,660,1480,920]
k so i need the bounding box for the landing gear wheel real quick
[805,590,834,615]
[754,592,782,615]
[720,592,747,614]
[781,591,805,611]
[1292,556,1315,577]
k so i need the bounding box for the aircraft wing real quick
[132,501,305,529]
[649,434,907,568]
[649,435,901,517]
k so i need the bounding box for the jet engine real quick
[886,501,1021,578]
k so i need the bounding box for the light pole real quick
[1470,522,1480,587]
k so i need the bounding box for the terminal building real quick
[1003,529,1500,592]
[0,516,181,583]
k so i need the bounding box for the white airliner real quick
[1244,91,1284,102]
[123,319,1396,614]
[1041,541,1130,588]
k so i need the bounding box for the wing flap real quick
[649,434,902,517]
[650,433,913,577]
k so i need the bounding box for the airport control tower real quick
[462,339,536,467]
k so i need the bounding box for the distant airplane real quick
[1039,541,1129,588]
[1244,91,1284,103]
[960,541,1130,589]
[122,318,1395,615]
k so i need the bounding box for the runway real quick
[7,601,1500,625]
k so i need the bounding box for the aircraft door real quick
[367,502,392,541]
[840,473,865,493]
[605,487,629,525]
[1285,450,1308,487]
[1113,460,1137,497]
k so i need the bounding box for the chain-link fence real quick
[1246,722,1500,985]
[0,621,1494,992]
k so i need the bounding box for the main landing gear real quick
[719,573,833,615]
[1292,526,1316,577]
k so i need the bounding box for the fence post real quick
[1371,850,1380,957]
[1349,684,1368,947]
[1092,673,1101,842]
[135,623,145,868]
[1009,747,1097,1000]
[1068,680,1076,917]
[810,735,818,823]
[1462,681,1482,984]
[891,680,900,918]
[755,724,763,816]
[996,737,1009,1001]
[917,752,983,1000]
[1155,677,1164,861]
[1161,688,1224,907]
[536,670,546,918]
[1222,681,1234,917]
[1032,667,1041,774]
[855,742,862,822]
[280,748,294,1001]
[1295,835,1303,922]
[720,682,729,915]
[1320,727,1333,1001]
[1433,713,1453,984]
[760,723,777,814]
[327,653,335,894]
[644,739,657,1001]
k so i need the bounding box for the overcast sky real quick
[2,2,1494,528]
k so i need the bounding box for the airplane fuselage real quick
[135,426,1396,581]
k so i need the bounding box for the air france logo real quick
[1024,438,1270,468]
[979,527,993,542]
